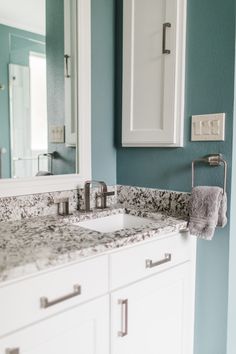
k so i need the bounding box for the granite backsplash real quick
[0,185,190,222]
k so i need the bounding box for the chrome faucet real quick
[84,180,115,212]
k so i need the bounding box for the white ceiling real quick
[0,0,45,35]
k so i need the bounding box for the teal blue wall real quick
[10,34,45,66]
[46,0,76,175]
[227,23,236,353]
[227,106,236,354]
[116,1,235,354]
[91,0,117,184]
[0,24,45,178]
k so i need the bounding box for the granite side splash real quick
[116,185,190,218]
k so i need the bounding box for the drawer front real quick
[0,255,108,337]
[110,233,193,290]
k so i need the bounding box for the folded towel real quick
[188,186,227,240]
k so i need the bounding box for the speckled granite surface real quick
[117,185,190,218]
[0,184,190,283]
[0,187,117,222]
[0,185,190,222]
[0,190,79,222]
[0,207,188,283]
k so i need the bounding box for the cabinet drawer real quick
[0,255,108,337]
[0,295,109,354]
[110,233,193,289]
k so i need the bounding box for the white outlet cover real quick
[191,113,225,141]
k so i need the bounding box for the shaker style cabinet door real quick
[111,263,195,354]
[0,296,109,354]
[122,0,186,147]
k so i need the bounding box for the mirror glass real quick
[0,0,78,179]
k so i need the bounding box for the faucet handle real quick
[54,198,70,216]
[96,191,115,209]
[103,191,115,197]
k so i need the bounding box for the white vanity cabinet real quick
[0,232,196,354]
[110,232,196,354]
[122,0,186,147]
[111,263,193,354]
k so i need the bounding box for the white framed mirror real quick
[0,0,91,197]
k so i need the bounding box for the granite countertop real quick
[0,206,188,284]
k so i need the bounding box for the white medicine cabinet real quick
[64,0,78,147]
[122,0,186,147]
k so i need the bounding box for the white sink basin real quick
[77,214,153,233]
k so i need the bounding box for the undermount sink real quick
[77,213,154,233]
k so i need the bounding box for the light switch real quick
[49,125,65,143]
[193,121,202,135]
[211,120,220,135]
[191,113,225,141]
[202,120,211,135]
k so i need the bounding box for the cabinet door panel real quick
[1,296,109,354]
[111,263,194,354]
[122,0,186,147]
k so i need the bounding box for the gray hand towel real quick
[188,186,227,240]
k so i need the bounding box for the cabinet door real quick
[122,0,186,147]
[64,0,78,147]
[1,296,109,354]
[111,263,194,354]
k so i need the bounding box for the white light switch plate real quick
[49,125,65,143]
[191,113,225,141]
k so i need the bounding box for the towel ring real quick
[192,154,227,194]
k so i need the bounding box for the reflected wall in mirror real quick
[0,0,78,179]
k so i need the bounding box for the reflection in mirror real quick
[0,0,78,179]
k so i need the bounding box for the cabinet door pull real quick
[5,349,20,354]
[146,253,172,268]
[118,299,128,337]
[64,54,71,78]
[40,284,81,309]
[162,22,171,54]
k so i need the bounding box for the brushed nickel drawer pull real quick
[5,349,20,354]
[118,299,128,337]
[40,284,81,309]
[146,253,172,268]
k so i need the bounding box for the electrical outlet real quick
[191,113,225,141]
[49,125,65,143]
